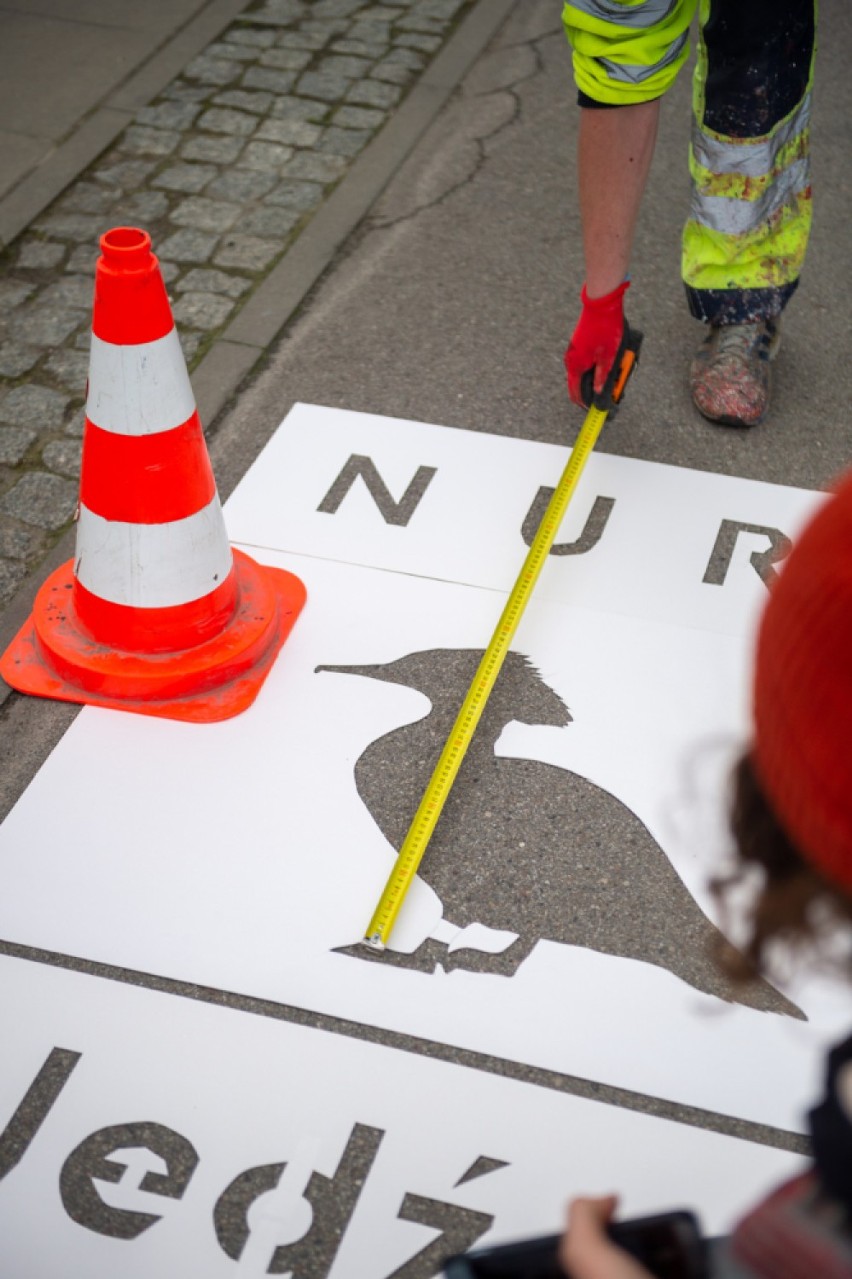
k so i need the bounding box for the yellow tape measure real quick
[363,336,641,950]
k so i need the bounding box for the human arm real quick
[559,1196,655,1279]
[565,100,659,406]
[561,0,696,405]
[579,99,660,300]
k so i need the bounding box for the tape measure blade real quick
[362,406,608,946]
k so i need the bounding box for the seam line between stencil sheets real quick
[0,938,810,1157]
[232,540,743,636]
[233,540,531,593]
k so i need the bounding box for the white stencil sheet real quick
[0,405,843,1134]
[0,955,803,1278]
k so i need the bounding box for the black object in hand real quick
[443,1209,707,1279]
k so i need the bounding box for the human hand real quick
[559,1196,656,1279]
[564,281,629,408]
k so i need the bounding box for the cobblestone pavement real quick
[0,0,474,609]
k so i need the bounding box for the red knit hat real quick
[753,468,852,892]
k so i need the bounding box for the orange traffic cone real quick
[0,226,306,722]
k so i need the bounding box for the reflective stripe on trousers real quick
[598,28,689,85]
[566,0,681,27]
[562,0,697,105]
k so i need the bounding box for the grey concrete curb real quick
[0,0,254,252]
[0,0,516,708]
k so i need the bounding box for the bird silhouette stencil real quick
[317,649,800,1018]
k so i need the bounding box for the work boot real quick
[689,319,781,427]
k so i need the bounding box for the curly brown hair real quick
[714,753,852,982]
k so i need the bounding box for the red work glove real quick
[565,280,630,408]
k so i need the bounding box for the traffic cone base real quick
[0,549,306,723]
